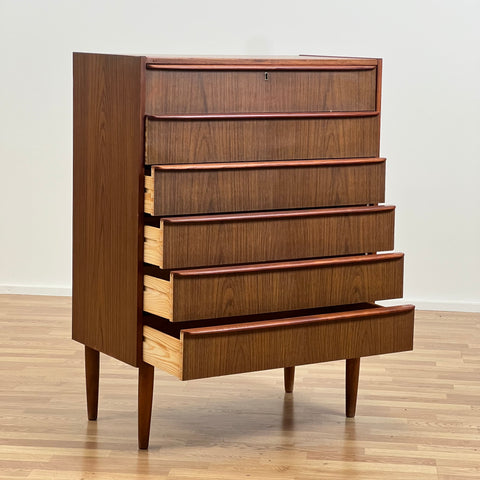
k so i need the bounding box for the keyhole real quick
[265,72,269,81]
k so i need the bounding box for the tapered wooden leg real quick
[346,357,361,418]
[85,346,99,421]
[138,363,155,449]
[284,366,295,393]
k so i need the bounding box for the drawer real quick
[145,158,385,216]
[145,68,377,114]
[143,303,415,380]
[144,205,395,269]
[143,253,404,322]
[144,115,380,165]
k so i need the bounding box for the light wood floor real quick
[0,295,479,479]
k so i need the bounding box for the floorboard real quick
[0,295,478,479]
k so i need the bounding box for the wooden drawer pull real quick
[147,111,379,121]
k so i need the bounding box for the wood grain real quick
[143,225,163,267]
[145,206,396,269]
[144,116,380,164]
[145,55,380,66]
[72,53,145,366]
[142,304,414,380]
[145,68,376,114]
[143,326,182,379]
[181,307,414,380]
[143,275,172,321]
[2,295,476,479]
[145,158,386,216]
[144,253,404,321]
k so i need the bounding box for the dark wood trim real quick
[376,59,383,114]
[299,54,378,60]
[172,253,404,278]
[85,346,99,421]
[144,55,379,67]
[181,305,415,336]
[151,157,385,171]
[346,358,361,417]
[138,363,155,449]
[284,366,295,393]
[147,111,379,121]
[144,303,396,336]
[146,64,376,71]
[160,205,395,224]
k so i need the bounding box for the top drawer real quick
[145,67,377,115]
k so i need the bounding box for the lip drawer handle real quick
[146,111,380,121]
[146,64,377,71]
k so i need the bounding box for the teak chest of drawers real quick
[72,53,415,449]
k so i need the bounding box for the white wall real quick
[1,0,479,310]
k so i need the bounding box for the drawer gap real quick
[144,303,382,339]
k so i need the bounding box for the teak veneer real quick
[144,158,386,216]
[143,304,414,380]
[143,205,395,269]
[144,115,380,164]
[145,68,377,114]
[143,253,404,322]
[73,53,414,449]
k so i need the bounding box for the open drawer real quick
[144,205,395,269]
[144,158,386,216]
[143,253,404,322]
[143,303,415,380]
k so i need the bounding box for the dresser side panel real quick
[72,53,145,366]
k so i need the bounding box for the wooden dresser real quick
[72,53,414,449]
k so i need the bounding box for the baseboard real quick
[378,299,480,313]
[0,285,72,296]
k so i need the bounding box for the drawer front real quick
[145,68,377,114]
[143,303,415,380]
[144,116,380,165]
[143,253,404,322]
[145,159,386,216]
[144,206,395,269]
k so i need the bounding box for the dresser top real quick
[145,55,380,66]
[74,52,380,67]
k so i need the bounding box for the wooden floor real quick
[0,295,479,479]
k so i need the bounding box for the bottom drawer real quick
[143,303,415,380]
